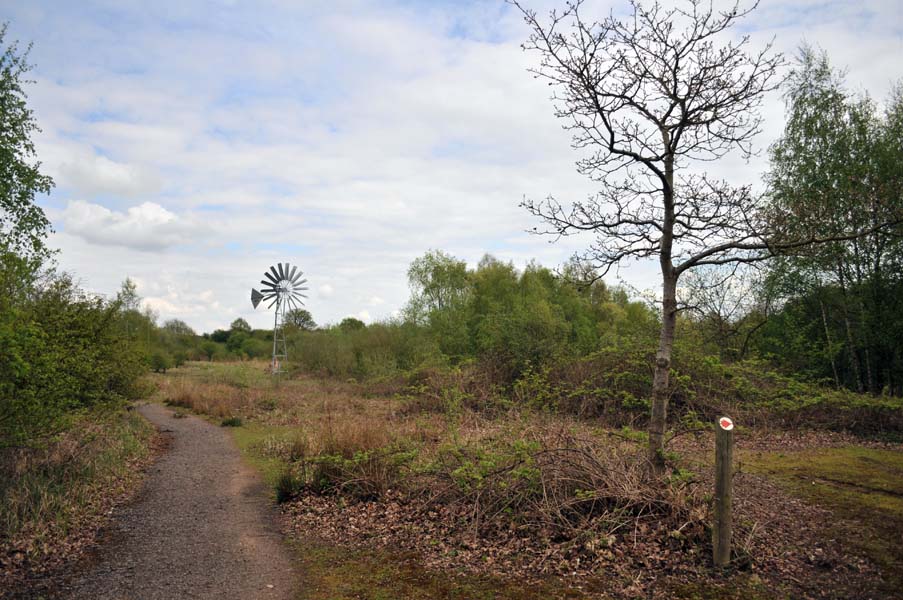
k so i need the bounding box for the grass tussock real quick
[0,409,154,568]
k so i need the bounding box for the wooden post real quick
[713,416,734,567]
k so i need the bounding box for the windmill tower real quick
[250,263,308,373]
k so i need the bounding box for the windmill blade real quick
[291,271,304,284]
[260,281,278,292]
[278,263,287,280]
[288,265,298,283]
[264,270,279,285]
[269,266,281,282]
[262,292,277,301]
[267,295,280,309]
[293,276,307,286]
[251,288,264,309]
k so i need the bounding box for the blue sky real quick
[1,0,901,332]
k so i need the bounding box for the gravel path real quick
[63,403,298,600]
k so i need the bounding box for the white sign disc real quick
[718,416,734,431]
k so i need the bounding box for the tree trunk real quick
[819,297,840,389]
[837,269,864,393]
[649,272,677,476]
[649,141,676,478]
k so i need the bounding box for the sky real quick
[1,0,901,333]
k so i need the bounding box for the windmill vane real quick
[250,262,308,373]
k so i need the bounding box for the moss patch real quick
[662,575,776,600]
[744,446,903,588]
[291,539,596,600]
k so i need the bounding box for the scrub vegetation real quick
[3,0,903,598]
[154,358,901,599]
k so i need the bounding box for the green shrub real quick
[150,350,173,373]
[0,269,148,448]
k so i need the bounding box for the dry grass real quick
[148,361,902,598]
[0,410,154,586]
[152,362,707,546]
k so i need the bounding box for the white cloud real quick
[354,310,372,324]
[57,154,161,197]
[318,283,334,298]
[369,296,384,306]
[60,200,201,251]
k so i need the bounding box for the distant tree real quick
[230,317,251,332]
[209,329,230,343]
[0,23,54,263]
[149,350,173,373]
[117,278,140,312]
[172,349,189,368]
[285,308,316,331]
[200,340,219,361]
[339,317,366,332]
[162,319,196,337]
[226,330,248,354]
[240,337,269,359]
[406,250,470,321]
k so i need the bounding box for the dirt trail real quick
[62,403,298,600]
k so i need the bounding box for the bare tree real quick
[511,0,802,474]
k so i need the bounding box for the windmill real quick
[251,262,308,373]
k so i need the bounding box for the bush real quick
[172,350,189,368]
[150,350,173,373]
[0,269,148,448]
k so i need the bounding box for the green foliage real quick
[288,443,419,500]
[285,308,316,331]
[291,251,657,385]
[439,437,542,495]
[0,268,148,447]
[0,24,54,262]
[289,321,441,380]
[762,47,903,395]
[199,340,220,360]
[339,317,366,332]
[221,416,243,427]
[150,350,173,373]
[230,317,251,332]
